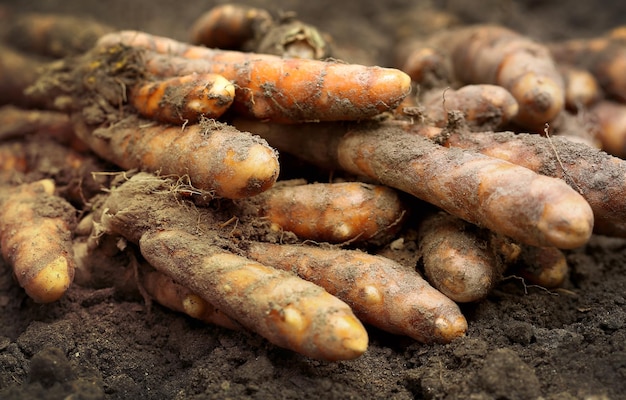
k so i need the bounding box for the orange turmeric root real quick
[237,180,407,244]
[71,114,279,199]
[96,31,411,123]
[0,180,77,303]
[140,230,368,361]
[129,73,235,124]
[235,119,594,249]
[396,42,454,88]
[558,65,602,111]
[243,241,467,343]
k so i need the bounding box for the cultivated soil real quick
[0,1,625,399]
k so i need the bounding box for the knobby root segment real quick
[99,173,367,361]
[417,212,506,303]
[421,24,565,130]
[129,73,235,125]
[557,65,601,111]
[336,124,593,249]
[419,84,519,131]
[396,43,454,89]
[140,230,368,361]
[189,4,273,50]
[0,180,77,303]
[71,114,279,199]
[244,241,467,343]
[549,34,626,102]
[235,119,594,249]
[511,245,568,289]
[96,30,412,123]
[141,269,242,330]
[590,100,626,159]
[236,180,407,244]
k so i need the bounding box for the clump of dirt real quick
[25,43,146,125]
[1,1,625,399]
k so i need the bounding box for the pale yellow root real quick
[590,100,626,158]
[417,212,506,303]
[142,269,241,330]
[244,241,467,343]
[72,114,279,199]
[138,230,368,361]
[558,65,601,111]
[0,179,76,303]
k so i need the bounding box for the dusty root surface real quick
[1,0,626,399]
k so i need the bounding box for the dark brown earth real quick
[1,1,625,399]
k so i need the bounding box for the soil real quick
[1,0,626,399]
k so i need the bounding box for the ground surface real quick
[0,0,625,399]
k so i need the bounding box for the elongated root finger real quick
[72,115,280,199]
[238,180,407,244]
[244,241,467,343]
[0,180,76,303]
[139,230,368,361]
[142,269,242,330]
[417,212,506,303]
[129,73,235,124]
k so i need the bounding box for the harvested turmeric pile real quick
[2,4,626,362]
